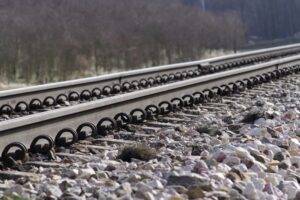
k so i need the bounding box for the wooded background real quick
[0,0,298,84]
[187,0,300,40]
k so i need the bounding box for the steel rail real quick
[0,43,300,109]
[0,54,299,154]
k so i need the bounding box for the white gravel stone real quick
[223,155,241,166]
[121,182,132,194]
[243,182,257,199]
[135,182,153,193]
[279,181,300,199]
[42,184,62,198]
[289,138,300,151]
[78,167,95,179]
[144,191,156,200]
[148,180,164,190]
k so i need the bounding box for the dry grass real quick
[242,110,265,124]
[196,125,221,136]
[117,145,157,162]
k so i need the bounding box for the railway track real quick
[0,51,299,164]
[0,60,299,199]
[1,44,300,121]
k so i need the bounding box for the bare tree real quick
[0,0,246,84]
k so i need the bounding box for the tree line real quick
[0,0,245,84]
[187,0,300,41]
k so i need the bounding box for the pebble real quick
[273,152,285,161]
[64,168,79,178]
[279,180,300,199]
[167,185,188,194]
[192,160,209,174]
[144,192,155,200]
[148,180,164,190]
[289,138,300,153]
[42,184,63,198]
[250,161,267,173]
[186,186,205,199]
[135,182,153,193]
[78,167,95,179]
[121,182,132,194]
[166,173,211,190]
[224,156,241,167]
[243,182,260,199]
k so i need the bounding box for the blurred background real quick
[0,0,299,88]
